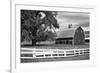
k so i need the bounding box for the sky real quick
[55,11,90,32]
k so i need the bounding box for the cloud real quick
[76,22,89,27]
[56,11,90,31]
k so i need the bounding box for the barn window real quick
[66,41,68,44]
[69,40,72,45]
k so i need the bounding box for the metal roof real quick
[56,27,89,38]
[56,28,76,38]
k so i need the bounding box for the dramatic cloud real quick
[56,11,90,31]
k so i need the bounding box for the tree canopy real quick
[21,10,59,45]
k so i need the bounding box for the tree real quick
[21,10,59,45]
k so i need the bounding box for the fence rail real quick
[21,48,89,59]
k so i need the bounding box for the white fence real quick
[21,48,89,59]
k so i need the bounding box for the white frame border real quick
[11,1,96,73]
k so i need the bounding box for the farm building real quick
[55,26,85,45]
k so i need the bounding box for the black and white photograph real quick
[20,9,90,63]
[9,0,98,72]
[10,2,96,72]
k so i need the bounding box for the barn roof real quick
[56,28,76,38]
[56,27,77,38]
[56,26,89,39]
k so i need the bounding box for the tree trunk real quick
[32,40,36,46]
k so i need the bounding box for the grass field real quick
[21,44,89,49]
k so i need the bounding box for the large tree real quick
[21,10,59,45]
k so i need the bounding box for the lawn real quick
[21,44,89,49]
[21,53,89,63]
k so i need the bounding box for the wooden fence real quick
[21,48,89,59]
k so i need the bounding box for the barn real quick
[55,26,85,45]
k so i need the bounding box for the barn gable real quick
[74,27,85,45]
